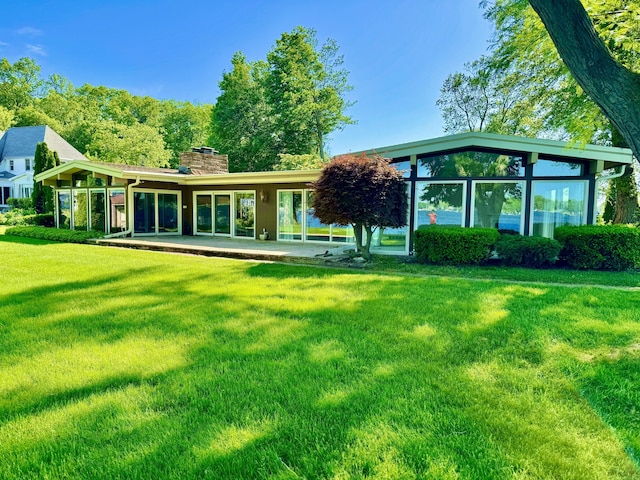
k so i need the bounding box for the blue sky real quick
[0,0,493,155]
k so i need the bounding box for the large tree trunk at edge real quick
[528,0,640,161]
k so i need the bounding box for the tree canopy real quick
[311,153,407,259]
[210,27,354,172]
[438,0,640,222]
[0,57,212,168]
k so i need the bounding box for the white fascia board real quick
[182,170,321,186]
[360,132,633,165]
[35,160,125,182]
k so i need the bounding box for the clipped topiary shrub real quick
[555,225,640,270]
[496,234,561,268]
[4,226,104,244]
[414,225,499,265]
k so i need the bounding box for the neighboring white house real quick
[0,125,88,209]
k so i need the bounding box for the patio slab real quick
[96,235,351,262]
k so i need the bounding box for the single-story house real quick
[0,125,88,209]
[35,132,633,254]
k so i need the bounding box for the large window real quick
[133,190,181,235]
[418,150,525,178]
[415,181,466,227]
[215,194,231,234]
[196,194,212,233]
[109,189,126,232]
[278,190,303,240]
[158,193,179,233]
[472,181,525,233]
[73,190,88,230]
[234,192,255,238]
[1,186,11,205]
[90,190,106,232]
[533,159,583,177]
[57,190,71,229]
[531,180,587,238]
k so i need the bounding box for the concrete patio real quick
[96,235,351,262]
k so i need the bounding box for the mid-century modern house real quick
[35,132,633,254]
[0,125,88,209]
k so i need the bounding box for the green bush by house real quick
[495,234,561,268]
[4,226,104,243]
[555,224,640,270]
[414,225,498,265]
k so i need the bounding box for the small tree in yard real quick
[311,153,407,259]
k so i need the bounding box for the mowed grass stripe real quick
[0,237,638,479]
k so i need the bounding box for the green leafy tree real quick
[161,100,212,167]
[272,153,325,171]
[67,120,171,167]
[32,142,57,214]
[311,153,407,259]
[446,0,640,222]
[0,105,14,130]
[0,57,42,110]
[265,27,354,160]
[209,52,278,172]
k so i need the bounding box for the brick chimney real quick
[179,147,229,174]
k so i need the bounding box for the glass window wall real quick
[158,193,179,233]
[90,190,106,232]
[134,192,156,234]
[533,159,583,177]
[472,181,525,233]
[73,190,88,230]
[278,190,303,240]
[418,150,525,178]
[531,180,587,238]
[234,192,255,238]
[57,190,71,229]
[109,189,126,233]
[196,194,212,233]
[415,181,465,227]
[215,194,231,235]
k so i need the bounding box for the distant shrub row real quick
[4,226,104,243]
[414,224,640,270]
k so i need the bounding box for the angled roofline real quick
[35,160,321,185]
[359,131,634,165]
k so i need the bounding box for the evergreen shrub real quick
[555,225,640,270]
[414,225,498,265]
[496,234,561,268]
[4,226,104,243]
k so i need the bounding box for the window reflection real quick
[416,182,465,227]
[533,159,583,177]
[531,181,586,238]
[473,181,525,233]
[418,150,524,178]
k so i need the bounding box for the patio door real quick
[195,193,232,236]
[133,189,181,235]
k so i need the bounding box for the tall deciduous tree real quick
[452,0,640,222]
[0,57,42,110]
[208,52,277,172]
[311,153,407,259]
[265,27,354,160]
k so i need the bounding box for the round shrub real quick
[414,225,499,265]
[495,234,561,268]
[555,225,640,270]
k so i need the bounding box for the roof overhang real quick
[360,131,634,167]
[35,160,321,186]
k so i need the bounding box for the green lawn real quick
[1,237,639,479]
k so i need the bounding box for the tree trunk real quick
[528,0,640,161]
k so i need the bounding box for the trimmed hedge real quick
[496,234,561,268]
[4,226,105,244]
[555,225,640,270]
[22,213,56,227]
[414,225,499,265]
